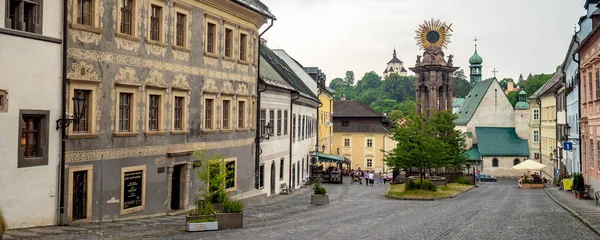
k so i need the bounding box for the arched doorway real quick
[270,161,275,195]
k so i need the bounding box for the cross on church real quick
[492,68,498,78]
[473,37,478,46]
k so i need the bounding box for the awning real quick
[312,152,345,163]
[513,159,546,171]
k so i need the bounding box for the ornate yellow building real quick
[331,100,395,173]
[305,67,335,154]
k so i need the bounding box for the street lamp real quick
[321,144,325,152]
[56,90,86,130]
[260,123,273,141]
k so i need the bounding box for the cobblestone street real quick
[5,179,599,240]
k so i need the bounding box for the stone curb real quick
[544,188,600,237]
[384,185,475,201]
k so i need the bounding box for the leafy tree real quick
[518,74,524,83]
[396,99,416,116]
[523,73,552,97]
[389,110,403,122]
[357,71,382,92]
[499,78,514,91]
[328,77,346,89]
[382,73,415,102]
[453,78,470,98]
[333,85,357,100]
[453,69,467,80]
[371,98,397,114]
[506,91,518,107]
[429,111,468,170]
[357,88,379,106]
[344,71,355,86]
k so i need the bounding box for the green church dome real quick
[469,48,483,65]
[515,90,529,110]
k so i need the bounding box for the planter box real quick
[186,215,218,232]
[216,212,243,230]
[311,194,329,205]
[522,183,544,189]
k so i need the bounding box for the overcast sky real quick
[259,0,586,83]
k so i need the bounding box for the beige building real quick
[331,100,395,174]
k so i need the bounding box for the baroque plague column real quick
[410,19,458,115]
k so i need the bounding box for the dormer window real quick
[342,120,349,126]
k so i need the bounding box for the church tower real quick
[410,19,459,116]
[383,48,408,78]
[469,42,483,87]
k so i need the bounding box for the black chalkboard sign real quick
[123,170,143,209]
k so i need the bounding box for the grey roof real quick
[333,121,389,133]
[528,71,563,99]
[333,100,384,118]
[232,0,276,19]
[259,56,294,90]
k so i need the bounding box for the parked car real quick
[384,173,393,182]
[478,173,497,182]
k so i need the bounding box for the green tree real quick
[396,99,416,116]
[452,69,470,98]
[499,78,514,91]
[344,71,355,86]
[357,71,382,92]
[453,69,467,80]
[524,73,552,97]
[389,110,403,122]
[429,111,468,170]
[506,91,518,107]
[371,98,398,114]
[357,88,380,106]
[518,74,524,83]
[328,77,346,90]
[333,85,357,100]
[382,73,415,102]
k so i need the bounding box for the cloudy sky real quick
[259,0,586,83]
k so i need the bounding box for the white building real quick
[383,48,408,78]
[0,1,62,228]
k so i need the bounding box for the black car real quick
[478,173,497,182]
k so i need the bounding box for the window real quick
[119,93,132,132]
[367,159,373,168]
[591,140,595,168]
[6,0,42,33]
[148,95,160,131]
[367,139,373,148]
[240,33,248,61]
[225,160,236,190]
[175,13,186,47]
[597,141,600,168]
[18,110,49,168]
[533,109,539,120]
[534,153,540,159]
[292,114,296,142]
[583,74,587,102]
[297,115,301,141]
[0,90,7,112]
[149,5,161,41]
[279,158,284,180]
[222,100,230,129]
[225,28,233,58]
[284,110,288,135]
[277,110,282,135]
[174,97,184,131]
[344,138,350,147]
[589,72,593,101]
[260,109,266,135]
[533,130,539,143]
[513,158,521,166]
[77,0,94,26]
[120,0,134,35]
[269,110,274,135]
[72,90,91,133]
[238,101,245,129]
[259,164,264,189]
[492,158,499,167]
[205,98,214,129]
[596,69,600,100]
[251,97,256,128]
[206,22,216,54]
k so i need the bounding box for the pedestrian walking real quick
[517,176,522,189]
[350,169,355,185]
[365,171,370,187]
[369,172,374,186]
[377,172,383,185]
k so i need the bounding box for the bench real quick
[595,191,600,205]
[581,184,591,200]
[280,183,292,195]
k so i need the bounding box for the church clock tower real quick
[469,40,483,87]
[410,19,459,116]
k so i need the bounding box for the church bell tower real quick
[469,39,483,87]
[410,19,459,116]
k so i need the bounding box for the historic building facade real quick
[383,48,408,78]
[0,0,63,228]
[306,67,335,155]
[332,100,394,174]
[63,0,272,223]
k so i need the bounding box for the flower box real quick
[216,212,243,230]
[521,183,544,189]
[186,215,218,232]
[311,194,329,205]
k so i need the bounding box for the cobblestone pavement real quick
[4,179,599,240]
[545,185,600,234]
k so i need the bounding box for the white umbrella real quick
[512,159,546,171]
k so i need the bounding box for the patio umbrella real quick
[512,159,546,171]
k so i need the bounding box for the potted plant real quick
[0,207,7,240]
[186,198,218,232]
[311,181,329,205]
[573,173,585,199]
[216,198,244,230]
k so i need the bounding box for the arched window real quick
[492,158,499,167]
[513,158,521,166]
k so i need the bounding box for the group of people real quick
[517,173,548,189]
[349,168,388,186]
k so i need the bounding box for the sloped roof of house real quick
[466,144,481,161]
[333,100,384,118]
[232,0,276,19]
[452,98,465,107]
[475,127,530,157]
[454,79,495,126]
[528,71,563,99]
[273,49,318,96]
[259,56,294,90]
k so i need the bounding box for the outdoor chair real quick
[595,191,600,205]
[280,183,292,195]
[582,185,591,199]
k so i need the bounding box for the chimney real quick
[340,94,346,101]
[260,38,267,46]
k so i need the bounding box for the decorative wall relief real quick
[172,74,191,90]
[67,62,100,81]
[115,67,141,86]
[238,64,248,73]
[205,57,218,67]
[236,83,249,95]
[223,61,235,70]
[145,70,168,88]
[203,79,218,92]
[173,50,189,61]
[116,38,141,52]
[147,45,167,57]
[222,81,235,94]
[69,29,101,45]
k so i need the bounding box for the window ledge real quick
[145,39,168,47]
[70,23,104,34]
[0,28,61,44]
[237,59,250,65]
[115,33,140,42]
[171,130,189,135]
[236,128,249,132]
[113,132,139,137]
[204,52,218,58]
[250,127,256,131]
[172,45,191,52]
[220,129,235,133]
[67,133,99,139]
[144,131,168,136]
[202,129,219,134]
[223,57,236,62]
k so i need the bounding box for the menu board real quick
[123,170,143,209]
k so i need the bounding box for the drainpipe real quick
[255,19,274,189]
[316,89,322,152]
[329,98,333,154]
[536,98,542,169]
[290,92,300,188]
[573,41,582,173]
[58,0,68,226]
